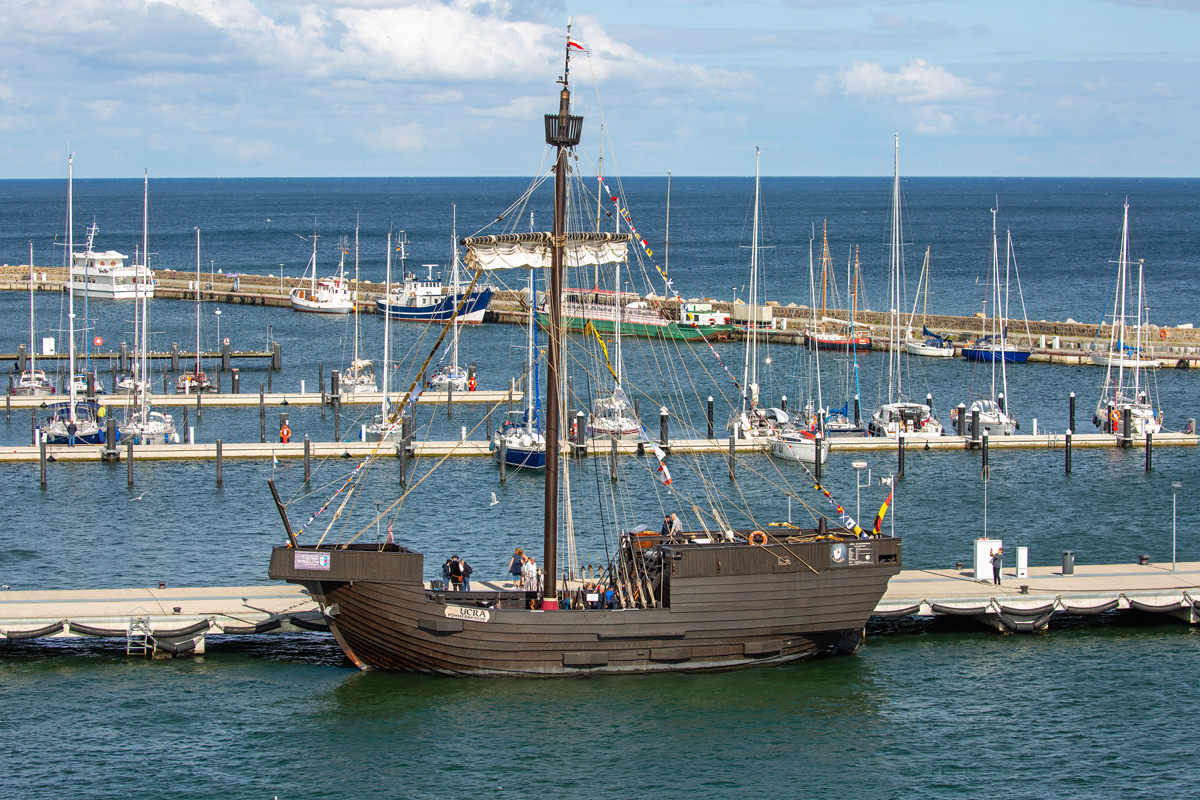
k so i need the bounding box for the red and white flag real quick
[568,39,586,51]
[652,444,673,486]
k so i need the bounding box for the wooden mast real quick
[542,24,581,610]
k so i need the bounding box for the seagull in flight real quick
[130,490,151,501]
[490,492,499,507]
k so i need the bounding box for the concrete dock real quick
[2,389,521,409]
[875,561,1200,632]
[2,430,1194,463]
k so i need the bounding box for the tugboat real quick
[268,28,902,676]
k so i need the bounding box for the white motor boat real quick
[290,230,353,314]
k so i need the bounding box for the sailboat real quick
[803,222,872,353]
[268,33,902,676]
[340,225,378,396]
[290,228,353,314]
[40,155,109,446]
[769,225,831,464]
[584,228,640,441]
[492,273,546,470]
[175,229,215,394]
[366,231,402,442]
[962,212,1033,364]
[120,171,177,445]
[904,247,954,357]
[729,149,790,441]
[1093,201,1162,437]
[961,207,1018,436]
[869,136,943,440]
[14,243,54,396]
[426,209,469,392]
[823,246,867,435]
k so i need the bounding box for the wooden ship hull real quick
[268,533,901,676]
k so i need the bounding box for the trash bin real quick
[1062,550,1075,575]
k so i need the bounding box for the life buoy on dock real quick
[1109,408,1119,432]
[749,530,768,546]
[467,375,477,392]
[1160,329,1168,340]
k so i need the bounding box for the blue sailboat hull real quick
[962,348,1031,363]
[495,446,546,470]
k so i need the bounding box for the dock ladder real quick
[126,616,152,658]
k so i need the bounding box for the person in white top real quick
[521,555,538,592]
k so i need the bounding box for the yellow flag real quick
[584,321,618,381]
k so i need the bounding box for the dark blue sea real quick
[1,176,1198,799]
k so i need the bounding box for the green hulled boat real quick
[538,300,733,342]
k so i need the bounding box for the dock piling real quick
[17,344,26,372]
[181,407,188,441]
[272,342,282,371]
[39,436,46,487]
[780,394,787,412]
[998,392,1005,414]
[981,429,989,479]
[659,407,670,454]
[31,409,36,446]
[1146,432,1153,472]
[897,434,905,478]
[498,437,506,484]
[728,434,736,481]
[1069,392,1076,433]
[318,363,324,395]
[163,374,169,395]
[610,436,618,482]
[447,380,452,418]
[231,369,239,394]
[1122,407,1132,447]
[304,436,311,482]
[259,384,265,443]
[955,403,966,436]
[575,411,586,457]
[86,371,95,399]
[320,390,326,418]
[330,369,339,398]
[508,378,514,413]
[119,342,128,372]
[221,342,231,371]
[815,434,823,480]
[971,408,981,448]
[171,343,180,371]
[104,418,117,461]
[267,365,272,393]
[926,393,933,414]
[1065,429,1073,473]
[126,440,133,486]
[333,396,340,441]
[707,396,714,438]
[216,439,223,485]
[6,394,10,423]
[854,394,861,427]
[196,388,202,421]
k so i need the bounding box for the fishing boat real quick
[14,243,54,396]
[65,226,154,300]
[904,248,954,357]
[960,207,1019,436]
[175,229,216,394]
[340,225,378,396]
[120,172,178,446]
[491,273,546,470]
[962,221,1033,364]
[1093,201,1162,438]
[869,136,943,440]
[376,263,492,323]
[40,155,110,446]
[290,229,353,314]
[268,32,902,676]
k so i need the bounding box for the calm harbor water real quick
[1,177,1198,798]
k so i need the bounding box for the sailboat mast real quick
[526,272,535,434]
[194,228,201,376]
[28,241,35,381]
[1135,258,1144,400]
[451,205,459,377]
[888,135,900,403]
[1117,201,1129,397]
[665,170,671,299]
[990,207,999,400]
[67,155,77,421]
[140,171,150,423]
[354,216,360,373]
[382,231,392,419]
[742,147,761,413]
[542,24,579,609]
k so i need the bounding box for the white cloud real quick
[85,100,121,120]
[819,59,993,104]
[360,122,426,152]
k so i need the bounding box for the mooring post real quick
[1122,407,1132,447]
[1069,392,1076,434]
[196,388,202,421]
[575,410,586,457]
[659,407,669,454]
[707,396,714,438]
[318,362,324,395]
[854,394,861,427]
[998,392,1005,414]
[171,342,180,371]
[17,344,26,372]
[126,440,134,486]
[447,379,453,418]
[971,408,981,449]
[216,439,223,486]
[1146,431,1153,472]
[6,394,10,423]
[780,394,787,412]
[1065,429,1072,474]
[104,417,117,461]
[31,408,37,446]
[39,436,46,488]
[333,396,341,441]
[508,378,514,413]
[304,435,311,483]
[231,369,240,395]
[260,384,266,443]
[955,403,966,436]
[119,342,127,372]
[221,341,231,372]
[610,436,618,482]
[728,433,736,481]
[330,369,339,398]
[267,364,272,393]
[634,397,640,421]
[164,374,169,395]
[273,341,282,371]
[86,371,95,399]
[897,433,905,478]
[498,436,506,484]
[214,368,221,394]
[181,406,188,441]
[321,389,326,419]
[815,434,823,481]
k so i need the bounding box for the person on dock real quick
[449,556,465,591]
[521,555,538,591]
[460,558,473,591]
[441,557,454,592]
[991,548,1004,585]
[280,421,291,444]
[507,548,525,588]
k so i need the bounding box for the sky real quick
[2,0,1199,178]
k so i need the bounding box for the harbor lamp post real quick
[1172,481,1182,571]
[853,460,870,522]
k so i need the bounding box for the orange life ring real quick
[749,530,768,546]
[1160,329,1168,340]
[1110,408,1119,431]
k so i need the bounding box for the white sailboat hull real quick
[905,340,954,358]
[768,431,831,464]
[1089,352,1162,369]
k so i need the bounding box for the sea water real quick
[0,177,1197,798]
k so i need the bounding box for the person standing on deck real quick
[448,556,465,591]
[670,513,683,539]
[991,548,1004,585]
[660,514,672,538]
[507,548,525,587]
[460,558,473,591]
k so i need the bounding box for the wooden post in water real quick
[39,436,46,487]
[163,374,169,395]
[1069,392,1076,434]
[318,362,324,395]
[267,364,272,393]
[728,434,736,481]
[272,342,282,371]
[333,396,340,441]
[126,440,134,487]
[231,369,240,394]
[171,342,180,371]
[216,439,223,485]
[196,388,202,421]
[303,436,311,483]
[260,384,266,443]
[971,408,981,449]
[320,389,326,419]
[815,434,823,481]
[181,406,188,442]
[31,408,36,446]
[447,379,453,418]
[508,378,514,413]
[956,403,966,436]
[1065,428,1073,474]
[707,396,714,438]
[659,407,669,454]
[1122,407,1132,447]
[575,411,586,457]
[1146,431,1153,472]
[498,436,506,484]
[897,433,905,478]
[981,429,989,480]
[610,436,618,482]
